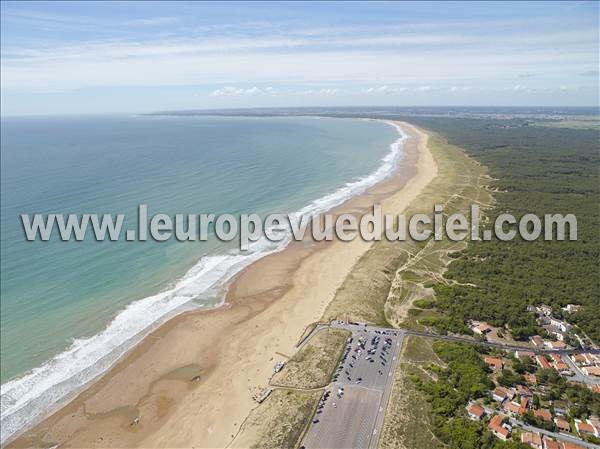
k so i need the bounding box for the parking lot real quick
[301,323,404,449]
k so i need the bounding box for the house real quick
[474,322,493,335]
[534,408,553,422]
[492,386,515,402]
[545,340,567,350]
[538,304,553,316]
[542,437,560,449]
[466,402,486,420]
[504,401,524,416]
[582,366,600,377]
[549,318,572,333]
[536,355,553,370]
[555,361,571,374]
[485,356,504,371]
[571,353,598,366]
[531,335,544,347]
[545,325,565,341]
[550,354,572,374]
[515,350,535,360]
[562,304,581,313]
[524,373,538,385]
[521,431,542,448]
[575,419,599,437]
[488,415,511,441]
[554,417,570,433]
[517,385,533,397]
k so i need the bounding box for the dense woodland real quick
[393,117,600,343]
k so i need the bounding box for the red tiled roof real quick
[534,408,552,422]
[536,355,552,369]
[484,356,503,370]
[576,421,597,434]
[467,403,485,418]
[542,437,560,449]
[488,415,509,438]
[521,431,542,446]
[554,418,570,431]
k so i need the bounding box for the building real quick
[484,356,504,371]
[531,335,544,347]
[562,304,581,313]
[503,401,524,416]
[545,340,567,350]
[582,366,600,377]
[542,437,560,449]
[554,417,570,433]
[534,408,553,422]
[492,386,515,402]
[545,325,565,341]
[571,353,598,366]
[538,304,553,316]
[549,317,572,333]
[575,419,599,437]
[536,355,553,370]
[521,431,542,448]
[466,402,486,420]
[473,322,493,335]
[488,415,511,441]
[550,354,572,374]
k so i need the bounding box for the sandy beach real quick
[9,121,437,448]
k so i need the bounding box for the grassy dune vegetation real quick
[271,328,350,389]
[231,389,320,449]
[323,130,492,329]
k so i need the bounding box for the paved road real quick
[301,323,404,449]
[404,329,600,356]
[509,418,600,449]
[298,322,600,356]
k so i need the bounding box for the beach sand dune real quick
[10,122,436,448]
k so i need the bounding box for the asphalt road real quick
[509,418,600,449]
[301,323,404,449]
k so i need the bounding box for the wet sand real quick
[10,121,437,448]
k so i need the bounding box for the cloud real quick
[317,88,340,95]
[210,86,263,97]
[414,85,432,92]
[579,69,599,77]
[362,85,407,94]
[449,86,471,92]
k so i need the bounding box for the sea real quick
[0,114,404,443]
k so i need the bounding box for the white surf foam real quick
[0,120,407,444]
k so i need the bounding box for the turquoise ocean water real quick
[0,115,403,442]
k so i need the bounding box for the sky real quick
[1,1,599,115]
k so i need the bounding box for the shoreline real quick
[8,121,437,448]
[0,116,403,445]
